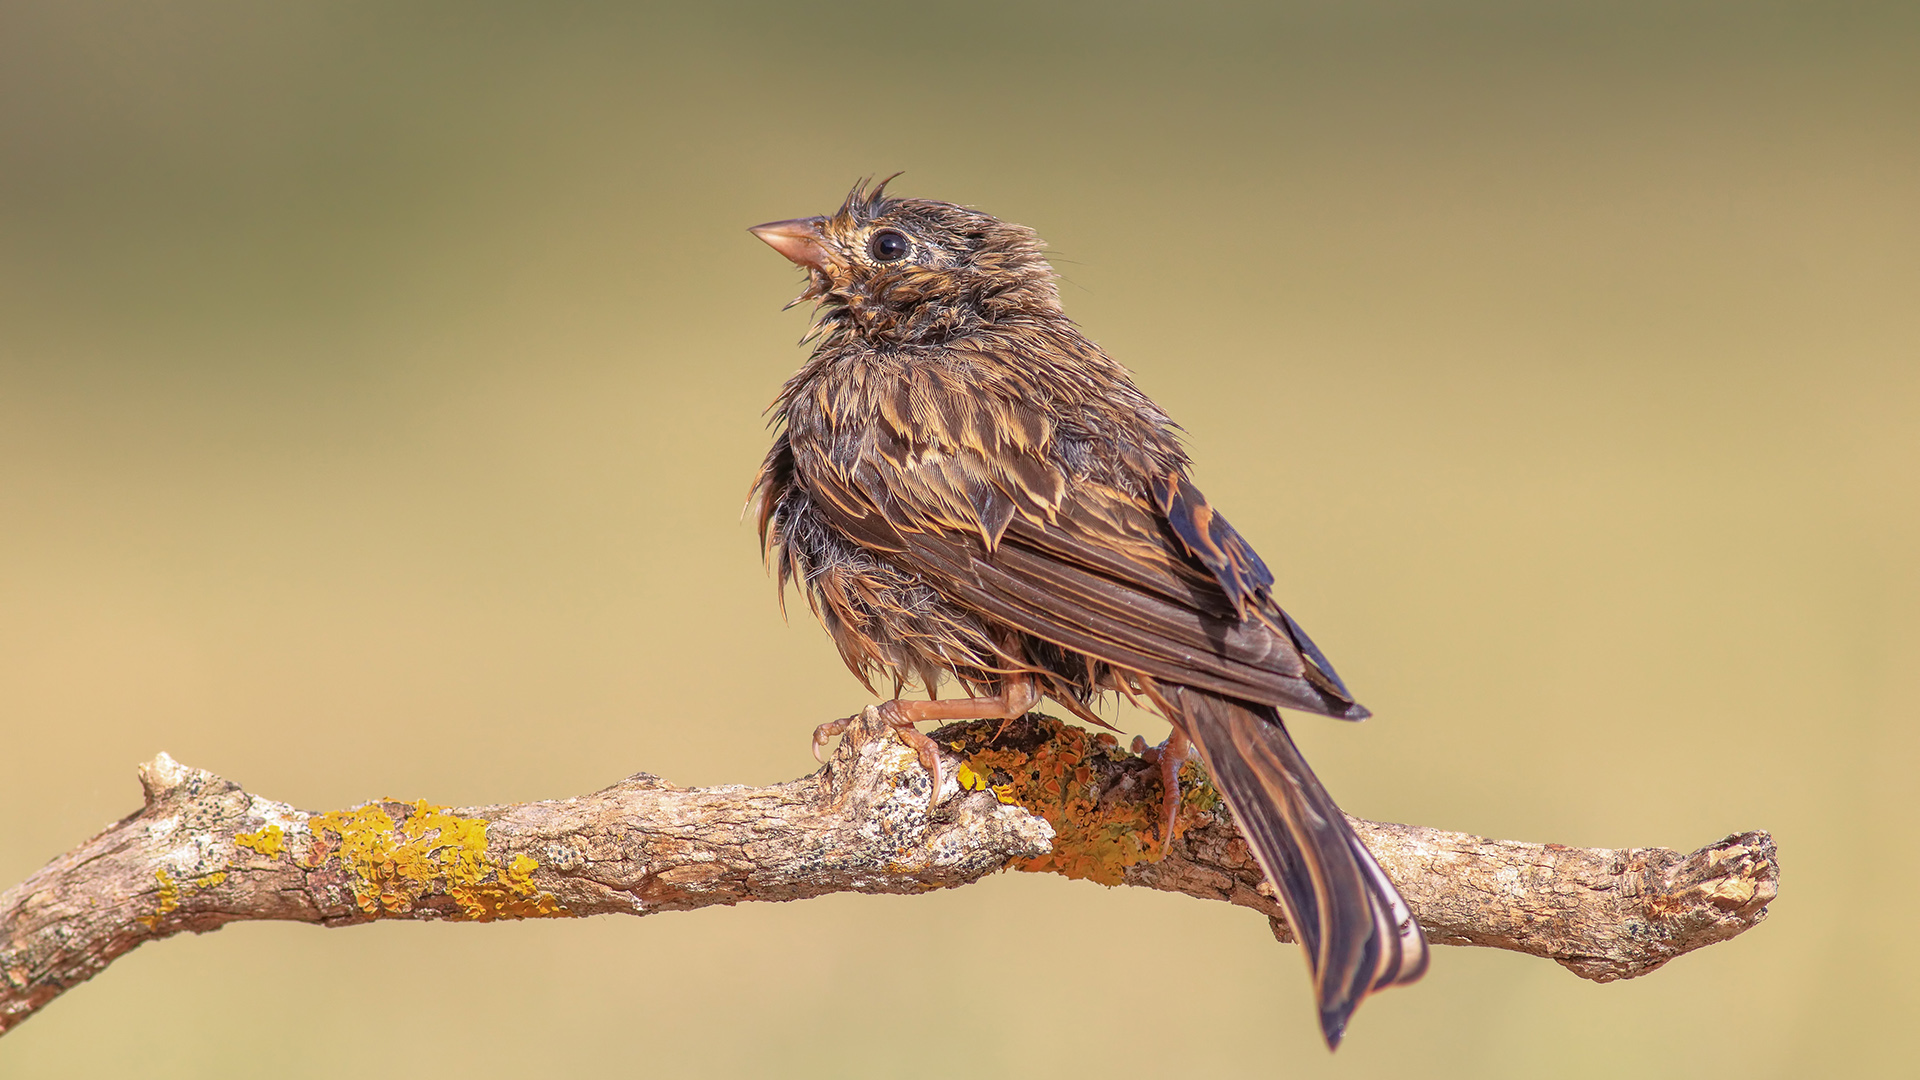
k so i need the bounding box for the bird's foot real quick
[1131,730,1193,857]
[814,678,1040,816]
[811,715,855,764]
[811,705,947,815]
[875,701,947,816]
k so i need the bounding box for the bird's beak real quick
[749,217,833,272]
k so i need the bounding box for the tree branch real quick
[0,712,1776,1035]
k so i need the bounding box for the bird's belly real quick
[773,480,1007,695]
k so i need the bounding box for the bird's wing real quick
[798,417,1365,717]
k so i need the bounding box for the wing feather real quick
[802,451,1367,718]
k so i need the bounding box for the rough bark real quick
[0,711,1777,1036]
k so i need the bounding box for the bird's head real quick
[750,177,1060,344]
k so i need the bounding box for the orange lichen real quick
[233,824,284,858]
[302,800,567,921]
[955,715,1220,886]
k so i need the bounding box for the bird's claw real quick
[875,702,945,815]
[811,707,944,813]
[812,715,855,764]
[1127,734,1180,843]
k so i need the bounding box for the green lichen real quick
[233,824,284,858]
[302,799,567,921]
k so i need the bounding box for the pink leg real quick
[1132,728,1194,852]
[1155,728,1192,850]
[813,677,1040,814]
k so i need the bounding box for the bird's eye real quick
[868,229,910,262]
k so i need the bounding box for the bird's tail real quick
[1166,684,1428,1048]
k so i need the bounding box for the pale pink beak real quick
[749,217,833,271]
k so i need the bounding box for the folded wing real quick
[801,432,1366,719]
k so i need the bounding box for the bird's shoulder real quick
[780,323,1269,611]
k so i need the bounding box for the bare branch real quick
[0,712,1776,1036]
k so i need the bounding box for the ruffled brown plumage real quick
[748,178,1427,1048]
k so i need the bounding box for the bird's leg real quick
[1155,728,1193,851]
[1132,728,1194,853]
[814,676,1040,814]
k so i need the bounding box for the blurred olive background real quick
[2,1,1915,1076]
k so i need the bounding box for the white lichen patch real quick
[164,843,207,875]
[245,795,310,837]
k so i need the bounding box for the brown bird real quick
[747,178,1427,1047]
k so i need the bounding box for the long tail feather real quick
[1168,685,1428,1048]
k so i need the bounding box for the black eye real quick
[868,229,910,262]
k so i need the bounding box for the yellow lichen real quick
[958,715,1221,886]
[139,869,180,930]
[233,824,284,858]
[137,867,232,930]
[302,799,567,921]
[954,762,989,793]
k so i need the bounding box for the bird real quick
[746,177,1427,1048]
